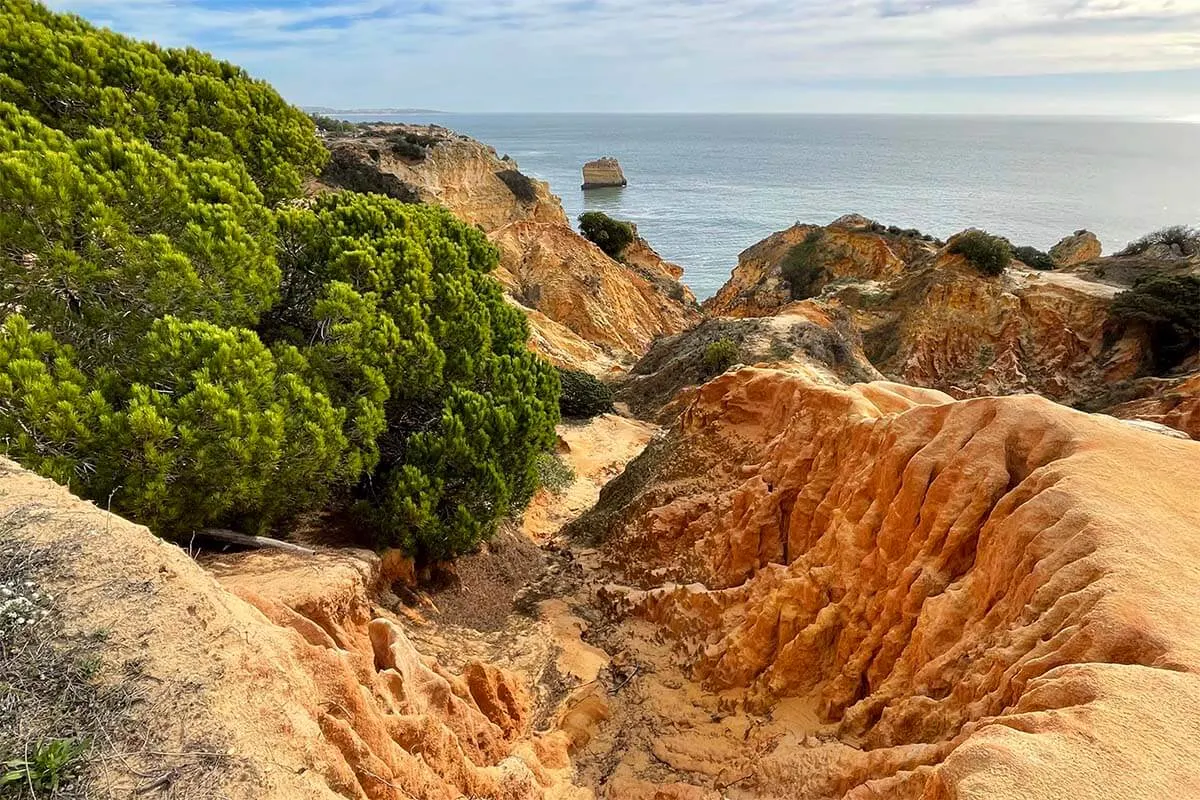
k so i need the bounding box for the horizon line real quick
[317,109,1197,123]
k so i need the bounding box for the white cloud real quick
[42,0,1200,113]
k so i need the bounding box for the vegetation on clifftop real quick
[556,368,614,419]
[0,1,559,559]
[579,211,636,259]
[948,230,1013,276]
[1111,274,1200,374]
[1118,225,1200,258]
[781,230,831,299]
[1012,245,1055,271]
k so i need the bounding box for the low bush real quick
[557,367,614,419]
[948,230,1012,276]
[579,211,635,259]
[1117,225,1200,258]
[496,169,538,204]
[1013,245,1055,270]
[883,224,936,242]
[536,452,576,495]
[1111,274,1200,373]
[310,114,358,134]
[703,338,740,377]
[780,230,830,299]
[387,135,427,161]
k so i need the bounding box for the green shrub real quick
[0,315,110,488]
[0,315,352,537]
[948,230,1012,276]
[263,193,560,559]
[385,131,436,161]
[579,211,635,259]
[1118,225,1200,258]
[0,3,561,561]
[780,230,829,300]
[703,338,740,377]
[310,114,358,134]
[536,452,576,495]
[2,737,87,793]
[0,106,278,367]
[497,169,538,204]
[1013,245,1055,270]
[1111,274,1200,373]
[556,367,614,419]
[0,0,326,202]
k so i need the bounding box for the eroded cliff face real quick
[704,216,936,319]
[1102,371,1200,439]
[0,459,585,800]
[574,367,1200,799]
[614,302,882,421]
[705,215,1195,417]
[315,124,569,231]
[493,222,701,365]
[315,125,698,372]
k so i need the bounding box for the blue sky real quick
[46,0,1200,117]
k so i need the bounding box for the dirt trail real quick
[392,412,818,800]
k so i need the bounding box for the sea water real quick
[350,113,1200,299]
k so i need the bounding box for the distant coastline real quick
[304,106,445,116]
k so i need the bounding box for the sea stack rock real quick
[581,157,627,190]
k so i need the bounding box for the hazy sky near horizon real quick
[46,0,1200,118]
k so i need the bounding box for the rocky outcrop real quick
[573,367,1200,799]
[704,216,1197,416]
[861,255,1146,405]
[1050,230,1102,266]
[315,126,696,372]
[704,216,936,318]
[1103,371,1200,439]
[315,124,568,231]
[491,221,701,363]
[614,302,882,420]
[0,458,584,800]
[581,158,626,190]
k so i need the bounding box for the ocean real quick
[346,113,1200,299]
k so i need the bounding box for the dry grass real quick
[0,509,249,799]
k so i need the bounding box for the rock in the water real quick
[581,157,627,190]
[1050,229,1102,266]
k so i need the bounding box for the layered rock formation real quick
[614,302,882,421]
[493,222,700,364]
[0,458,584,800]
[316,125,696,372]
[705,215,937,318]
[581,158,627,190]
[705,215,1198,421]
[1102,372,1200,439]
[573,367,1200,799]
[1050,229,1102,266]
[314,124,568,231]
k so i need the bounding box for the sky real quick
[45,0,1200,117]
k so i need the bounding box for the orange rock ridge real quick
[579,367,1200,799]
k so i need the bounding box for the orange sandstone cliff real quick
[704,215,1197,424]
[571,367,1200,799]
[314,125,699,372]
[0,458,585,800]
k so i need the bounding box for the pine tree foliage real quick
[262,194,560,558]
[0,103,278,366]
[0,2,561,559]
[0,0,326,202]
